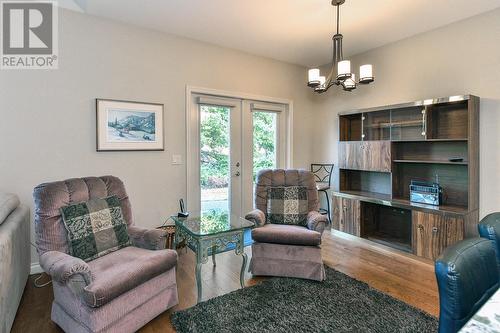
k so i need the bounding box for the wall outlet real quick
[172,154,183,165]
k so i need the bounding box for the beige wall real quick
[312,8,500,218]
[0,9,317,267]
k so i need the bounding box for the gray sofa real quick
[33,176,178,333]
[246,169,327,281]
[0,193,30,333]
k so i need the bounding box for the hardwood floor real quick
[11,229,439,333]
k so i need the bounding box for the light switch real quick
[172,154,183,165]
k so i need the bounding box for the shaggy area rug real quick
[171,266,438,333]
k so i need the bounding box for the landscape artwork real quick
[96,99,164,151]
[107,109,156,142]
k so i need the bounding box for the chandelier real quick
[307,0,374,93]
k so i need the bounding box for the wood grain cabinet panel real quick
[338,141,391,172]
[412,211,464,260]
[332,196,360,236]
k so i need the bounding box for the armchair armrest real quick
[128,225,167,250]
[245,209,266,227]
[39,251,93,286]
[307,211,327,235]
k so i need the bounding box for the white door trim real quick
[185,85,294,212]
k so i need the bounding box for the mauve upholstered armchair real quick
[245,169,327,281]
[33,176,178,333]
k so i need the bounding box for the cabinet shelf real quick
[333,190,470,214]
[366,232,412,253]
[394,138,468,142]
[393,159,468,165]
[363,120,422,129]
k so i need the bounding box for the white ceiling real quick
[59,0,500,67]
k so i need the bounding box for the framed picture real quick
[96,99,164,151]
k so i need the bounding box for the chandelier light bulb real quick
[314,76,327,93]
[307,68,321,87]
[337,60,351,80]
[359,64,374,84]
[343,73,356,91]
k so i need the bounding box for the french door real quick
[187,93,289,217]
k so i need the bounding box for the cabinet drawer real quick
[412,211,464,260]
[338,141,391,172]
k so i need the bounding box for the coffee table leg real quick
[196,262,202,303]
[240,252,248,288]
[212,245,216,266]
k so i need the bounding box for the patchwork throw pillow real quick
[60,195,131,262]
[267,186,308,226]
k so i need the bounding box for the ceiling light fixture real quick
[307,0,374,93]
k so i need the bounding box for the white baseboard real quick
[30,262,43,275]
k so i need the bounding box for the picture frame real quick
[96,99,164,151]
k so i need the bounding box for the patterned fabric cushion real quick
[60,195,131,262]
[267,186,308,226]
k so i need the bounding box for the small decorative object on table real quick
[172,211,254,303]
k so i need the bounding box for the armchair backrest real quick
[33,176,133,256]
[254,169,319,214]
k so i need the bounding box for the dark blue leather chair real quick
[435,238,500,333]
[478,212,500,267]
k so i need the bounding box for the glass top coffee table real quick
[172,211,254,303]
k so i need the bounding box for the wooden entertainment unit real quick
[332,95,479,260]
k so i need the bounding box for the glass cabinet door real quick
[362,110,390,141]
[390,107,426,141]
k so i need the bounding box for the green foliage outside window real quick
[200,106,277,188]
[200,106,229,189]
[253,112,277,181]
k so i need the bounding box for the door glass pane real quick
[200,105,230,213]
[253,111,277,182]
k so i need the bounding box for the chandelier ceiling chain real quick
[307,0,374,94]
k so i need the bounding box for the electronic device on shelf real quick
[409,180,442,206]
[177,198,189,218]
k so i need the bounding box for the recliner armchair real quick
[33,176,178,333]
[246,169,327,281]
[435,238,500,333]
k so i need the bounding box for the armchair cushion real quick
[267,186,308,226]
[82,246,177,307]
[251,224,321,246]
[128,225,167,250]
[60,195,131,262]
